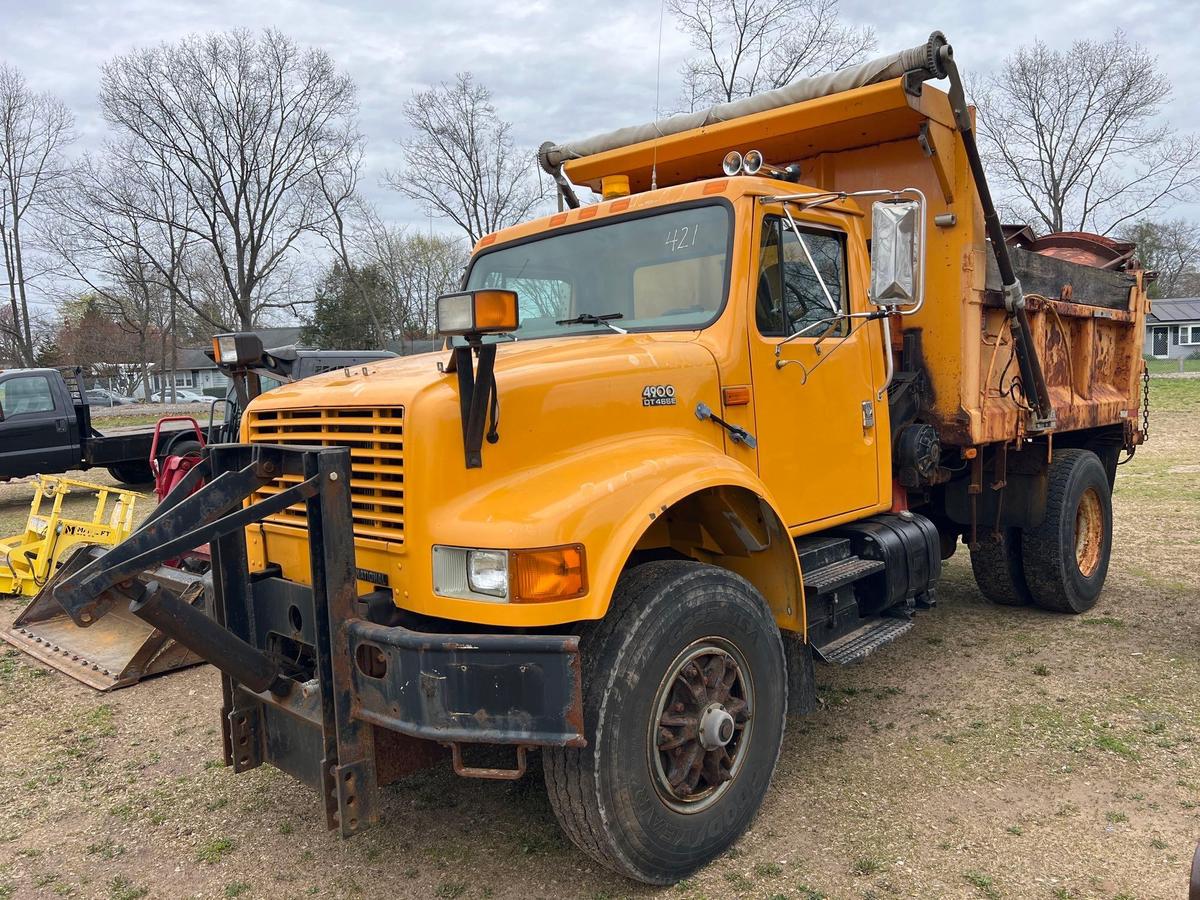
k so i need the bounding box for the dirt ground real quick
[0,380,1197,900]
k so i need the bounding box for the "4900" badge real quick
[642,385,676,407]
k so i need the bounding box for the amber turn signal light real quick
[436,289,520,337]
[511,544,587,603]
[722,385,751,406]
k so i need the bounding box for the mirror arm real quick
[878,310,895,401]
[781,205,839,316]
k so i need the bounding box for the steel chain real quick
[1141,363,1150,441]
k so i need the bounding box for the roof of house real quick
[1148,298,1200,323]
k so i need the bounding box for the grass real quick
[1144,357,1200,374]
[1095,733,1139,760]
[107,877,148,900]
[963,871,1001,899]
[1149,375,1200,411]
[197,837,236,864]
[851,857,882,875]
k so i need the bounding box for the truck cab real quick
[0,368,83,478]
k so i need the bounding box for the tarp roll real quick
[540,31,948,172]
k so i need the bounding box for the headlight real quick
[467,549,508,597]
[435,289,519,337]
[211,332,264,366]
[432,544,587,604]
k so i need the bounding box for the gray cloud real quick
[2,0,1196,283]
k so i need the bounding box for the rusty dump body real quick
[560,74,1148,455]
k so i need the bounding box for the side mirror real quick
[870,199,920,306]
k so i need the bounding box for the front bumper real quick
[348,619,584,747]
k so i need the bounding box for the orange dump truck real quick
[33,32,1146,884]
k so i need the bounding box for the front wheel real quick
[544,561,786,885]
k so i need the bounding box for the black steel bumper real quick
[348,619,584,746]
[44,442,585,837]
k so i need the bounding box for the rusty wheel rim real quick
[1074,487,1104,578]
[648,639,753,814]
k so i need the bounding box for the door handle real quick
[861,400,875,429]
[55,418,68,432]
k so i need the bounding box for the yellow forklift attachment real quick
[1,476,208,689]
[0,475,139,597]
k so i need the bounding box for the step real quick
[802,555,884,595]
[815,617,914,665]
[795,536,851,572]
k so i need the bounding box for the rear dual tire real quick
[544,561,786,885]
[969,449,1112,614]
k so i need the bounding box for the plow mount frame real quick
[30,442,584,837]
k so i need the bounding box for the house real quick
[1145,298,1200,360]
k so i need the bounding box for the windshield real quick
[465,203,731,340]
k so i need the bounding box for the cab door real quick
[0,372,77,478]
[746,208,883,528]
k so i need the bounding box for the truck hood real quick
[245,332,720,422]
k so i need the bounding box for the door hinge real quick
[861,400,875,429]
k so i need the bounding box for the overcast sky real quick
[3,0,1198,306]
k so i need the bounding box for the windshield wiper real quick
[555,312,628,334]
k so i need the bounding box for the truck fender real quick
[625,481,805,636]
[420,434,804,635]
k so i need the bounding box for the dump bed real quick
[561,76,1148,450]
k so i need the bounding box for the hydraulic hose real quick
[936,43,1055,428]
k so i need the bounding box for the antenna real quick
[651,0,666,191]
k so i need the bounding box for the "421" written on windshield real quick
[664,224,699,253]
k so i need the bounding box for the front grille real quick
[246,407,405,544]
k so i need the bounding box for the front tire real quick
[544,561,786,885]
[1021,449,1113,613]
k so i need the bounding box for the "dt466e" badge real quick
[642,385,676,407]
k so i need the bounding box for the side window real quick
[0,375,56,416]
[755,216,847,338]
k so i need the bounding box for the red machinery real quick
[149,416,206,502]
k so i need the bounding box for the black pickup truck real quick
[0,368,199,484]
[1,346,398,485]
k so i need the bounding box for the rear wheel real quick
[107,460,154,485]
[969,528,1031,606]
[1020,449,1113,613]
[544,561,786,885]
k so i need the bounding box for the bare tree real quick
[49,160,186,399]
[975,31,1200,236]
[358,215,466,345]
[0,64,73,364]
[1119,219,1200,298]
[97,29,361,329]
[670,0,875,109]
[388,73,545,245]
[396,232,467,342]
